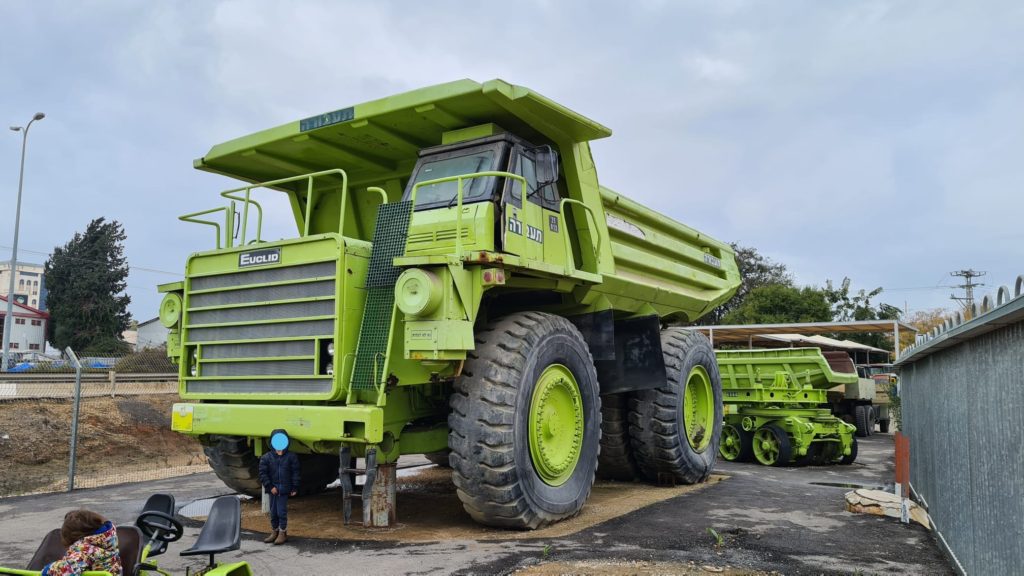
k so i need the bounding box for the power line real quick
[0,244,180,276]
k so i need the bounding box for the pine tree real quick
[44,218,132,354]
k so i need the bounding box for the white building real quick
[0,294,49,354]
[0,261,46,310]
[136,317,169,349]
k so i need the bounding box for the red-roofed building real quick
[0,295,49,355]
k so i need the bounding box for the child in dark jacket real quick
[43,509,122,576]
[258,428,300,544]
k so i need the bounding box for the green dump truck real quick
[161,79,740,529]
[716,348,859,466]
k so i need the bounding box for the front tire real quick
[629,328,723,484]
[203,435,338,497]
[449,312,601,529]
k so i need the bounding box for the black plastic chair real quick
[179,496,241,569]
[26,525,143,573]
[135,493,176,557]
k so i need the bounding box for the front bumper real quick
[171,402,384,444]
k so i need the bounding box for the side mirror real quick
[533,145,559,185]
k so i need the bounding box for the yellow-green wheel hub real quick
[683,365,714,452]
[719,424,742,461]
[753,428,782,465]
[528,364,584,486]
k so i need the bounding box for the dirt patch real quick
[515,560,777,575]
[0,395,206,496]
[239,468,726,541]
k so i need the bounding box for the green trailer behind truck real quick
[161,79,741,528]
[716,348,859,466]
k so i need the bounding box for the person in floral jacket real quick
[42,509,122,576]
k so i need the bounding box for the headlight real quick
[394,268,442,317]
[325,363,334,376]
[159,293,183,328]
[327,342,335,357]
[190,364,198,377]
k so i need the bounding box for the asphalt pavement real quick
[0,434,952,575]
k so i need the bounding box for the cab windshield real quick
[407,150,497,209]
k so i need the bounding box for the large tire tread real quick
[597,393,637,481]
[448,312,600,530]
[629,328,722,485]
[203,434,337,497]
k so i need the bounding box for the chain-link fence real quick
[0,347,207,498]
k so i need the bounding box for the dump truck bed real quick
[191,78,738,322]
[716,347,859,390]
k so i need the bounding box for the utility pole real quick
[950,269,986,319]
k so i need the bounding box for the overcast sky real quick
[2,1,1022,322]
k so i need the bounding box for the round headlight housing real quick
[394,268,443,317]
[159,293,183,328]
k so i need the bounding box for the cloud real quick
[2,0,1022,319]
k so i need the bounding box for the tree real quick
[44,218,132,355]
[722,284,832,325]
[823,277,902,350]
[900,307,949,350]
[696,243,793,325]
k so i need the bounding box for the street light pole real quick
[2,112,45,372]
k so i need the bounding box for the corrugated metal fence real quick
[896,276,1024,575]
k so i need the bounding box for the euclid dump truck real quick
[716,348,859,466]
[160,79,740,529]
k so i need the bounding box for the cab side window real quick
[520,150,560,211]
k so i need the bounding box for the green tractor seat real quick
[136,493,176,557]
[179,496,241,569]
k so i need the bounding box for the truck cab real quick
[403,128,563,266]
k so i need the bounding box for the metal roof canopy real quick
[693,320,917,360]
[755,334,890,354]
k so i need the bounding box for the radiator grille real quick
[189,280,335,308]
[189,300,335,325]
[190,261,336,291]
[183,255,338,395]
[189,320,334,342]
[186,378,333,395]
[202,341,315,359]
[202,360,314,377]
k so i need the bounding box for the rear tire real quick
[879,419,891,434]
[854,405,871,437]
[449,312,601,529]
[629,328,723,484]
[597,393,637,481]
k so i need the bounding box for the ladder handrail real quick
[182,169,390,249]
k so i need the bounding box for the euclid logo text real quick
[238,248,281,268]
